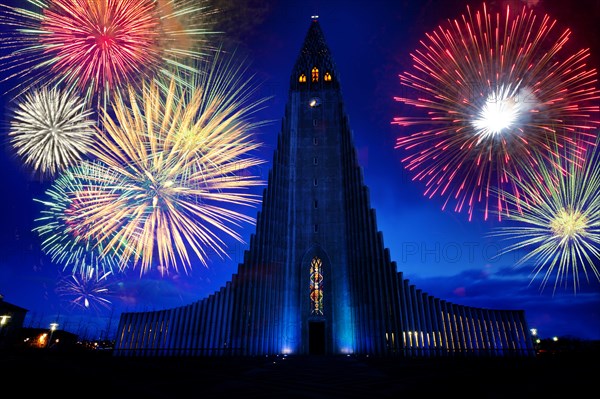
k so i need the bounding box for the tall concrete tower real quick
[114,19,535,357]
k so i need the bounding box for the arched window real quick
[310,257,323,315]
[299,73,307,83]
[324,72,332,82]
[311,67,319,82]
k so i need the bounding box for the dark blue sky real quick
[1,0,599,341]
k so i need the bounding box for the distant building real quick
[114,18,536,357]
[0,294,28,349]
[15,327,78,351]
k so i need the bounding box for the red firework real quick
[40,0,161,96]
[393,2,599,221]
[0,0,218,103]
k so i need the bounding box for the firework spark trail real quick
[491,136,600,294]
[55,267,114,312]
[63,53,271,276]
[0,0,220,106]
[393,2,599,221]
[9,85,96,178]
[33,162,124,277]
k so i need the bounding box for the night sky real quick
[1,0,599,341]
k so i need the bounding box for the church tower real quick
[268,17,356,354]
[114,19,535,357]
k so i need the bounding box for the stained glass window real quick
[324,72,332,82]
[310,257,323,315]
[299,73,307,83]
[312,67,319,82]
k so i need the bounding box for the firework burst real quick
[55,267,115,312]
[491,137,600,293]
[63,53,270,275]
[33,162,124,277]
[393,2,599,221]
[0,0,220,105]
[9,85,96,178]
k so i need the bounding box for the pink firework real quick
[393,2,599,221]
[40,0,160,96]
[0,0,218,103]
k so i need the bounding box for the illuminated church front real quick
[114,19,535,357]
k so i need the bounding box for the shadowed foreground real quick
[2,350,595,398]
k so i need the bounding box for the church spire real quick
[291,17,339,90]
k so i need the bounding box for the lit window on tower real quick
[310,257,323,315]
[299,73,307,83]
[324,72,332,82]
[312,67,319,82]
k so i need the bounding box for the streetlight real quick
[0,315,11,344]
[47,322,59,348]
[0,315,10,326]
[530,328,538,337]
[529,328,540,352]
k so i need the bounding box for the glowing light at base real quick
[281,347,293,355]
[491,137,600,293]
[393,2,599,221]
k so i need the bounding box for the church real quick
[113,19,535,357]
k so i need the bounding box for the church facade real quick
[113,19,535,357]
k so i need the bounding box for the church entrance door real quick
[308,321,325,354]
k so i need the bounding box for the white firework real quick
[9,86,96,177]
